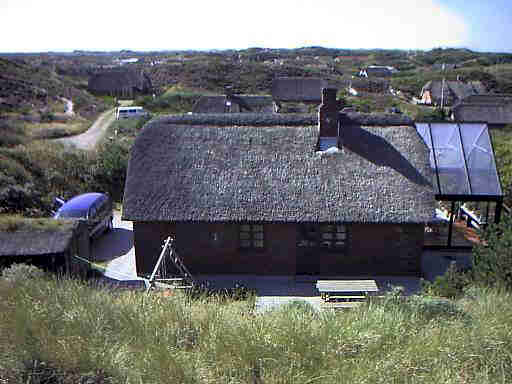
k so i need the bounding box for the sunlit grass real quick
[1,273,512,383]
[25,118,91,140]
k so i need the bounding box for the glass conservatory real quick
[416,122,504,249]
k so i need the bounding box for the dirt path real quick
[56,108,115,150]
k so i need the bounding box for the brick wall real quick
[133,222,424,276]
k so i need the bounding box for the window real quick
[297,224,347,250]
[239,224,264,250]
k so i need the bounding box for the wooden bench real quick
[316,280,379,304]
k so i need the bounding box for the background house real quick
[193,95,273,113]
[123,90,435,277]
[88,69,152,98]
[0,219,90,276]
[271,77,327,112]
[359,66,395,78]
[452,94,512,128]
[420,80,486,106]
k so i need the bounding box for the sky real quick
[0,0,510,53]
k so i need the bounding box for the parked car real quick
[54,193,113,239]
[115,106,149,120]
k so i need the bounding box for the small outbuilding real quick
[0,218,90,276]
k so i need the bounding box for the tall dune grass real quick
[1,273,512,383]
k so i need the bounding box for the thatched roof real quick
[192,95,273,113]
[453,94,512,124]
[88,69,152,95]
[421,80,486,105]
[123,113,434,224]
[0,228,75,257]
[272,77,327,102]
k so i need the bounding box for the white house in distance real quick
[359,66,397,78]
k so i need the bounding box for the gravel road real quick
[91,210,140,281]
[56,108,115,150]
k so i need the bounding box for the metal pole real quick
[148,236,171,284]
[495,200,503,224]
[441,77,445,109]
[447,201,455,247]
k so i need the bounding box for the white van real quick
[115,106,149,120]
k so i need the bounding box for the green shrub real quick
[421,262,471,298]
[0,120,27,147]
[1,263,46,283]
[40,111,56,122]
[416,107,449,122]
[0,183,46,215]
[136,93,201,113]
[92,141,129,201]
[472,215,512,289]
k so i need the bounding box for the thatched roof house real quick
[359,66,394,78]
[420,80,486,106]
[192,95,273,113]
[0,219,90,275]
[123,89,434,276]
[452,94,512,128]
[88,69,152,97]
[271,77,327,103]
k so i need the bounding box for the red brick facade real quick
[133,222,424,276]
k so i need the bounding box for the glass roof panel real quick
[460,124,502,195]
[430,123,470,195]
[415,123,502,197]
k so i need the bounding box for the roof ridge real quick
[153,112,414,127]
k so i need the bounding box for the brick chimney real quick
[318,88,341,150]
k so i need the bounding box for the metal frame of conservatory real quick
[416,122,504,249]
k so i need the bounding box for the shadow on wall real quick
[91,228,133,262]
[343,124,432,187]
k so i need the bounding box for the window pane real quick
[254,232,264,240]
[322,233,333,240]
[241,225,250,231]
[254,240,264,248]
[253,225,263,232]
[336,225,346,232]
[336,233,346,240]
[240,240,251,248]
[240,232,250,240]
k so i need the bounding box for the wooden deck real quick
[424,220,481,247]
